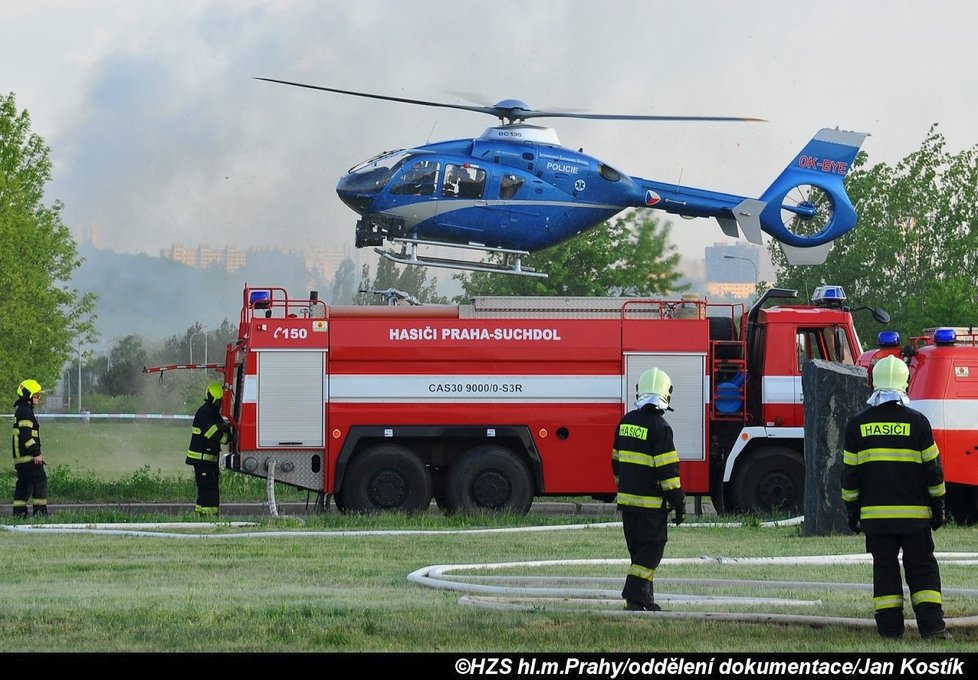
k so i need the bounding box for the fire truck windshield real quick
[796,325,857,369]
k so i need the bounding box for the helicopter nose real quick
[337,189,372,215]
[336,173,380,215]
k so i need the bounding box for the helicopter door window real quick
[598,163,622,182]
[442,165,462,197]
[392,159,439,196]
[499,174,524,200]
[457,165,486,199]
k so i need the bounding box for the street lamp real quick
[723,254,759,285]
[74,346,83,413]
[190,329,208,364]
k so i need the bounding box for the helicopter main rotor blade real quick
[254,78,504,118]
[517,111,765,122]
[254,77,765,124]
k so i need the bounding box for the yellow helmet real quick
[18,379,43,399]
[871,355,909,392]
[637,367,673,410]
[206,382,224,404]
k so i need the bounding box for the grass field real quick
[3,421,977,654]
[1,516,976,653]
[41,419,193,479]
[10,420,308,503]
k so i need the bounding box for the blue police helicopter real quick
[257,78,867,278]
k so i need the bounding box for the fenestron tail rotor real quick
[780,184,835,240]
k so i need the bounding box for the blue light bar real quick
[933,327,957,345]
[877,330,901,347]
[249,290,270,305]
[811,285,847,306]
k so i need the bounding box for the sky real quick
[3,1,978,280]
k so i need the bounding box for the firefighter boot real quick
[917,603,951,640]
[922,628,953,640]
[874,609,905,639]
[624,581,661,611]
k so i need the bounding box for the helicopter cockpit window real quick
[391,159,440,196]
[598,163,622,182]
[442,164,486,199]
[499,174,524,200]
[341,149,412,194]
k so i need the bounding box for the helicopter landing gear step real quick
[376,238,548,278]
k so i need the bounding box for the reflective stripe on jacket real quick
[11,401,40,466]
[186,401,228,465]
[612,405,682,513]
[841,401,944,534]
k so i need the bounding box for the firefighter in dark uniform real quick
[12,379,47,518]
[186,382,230,516]
[841,355,951,640]
[612,367,685,611]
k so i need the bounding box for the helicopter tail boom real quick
[633,128,867,265]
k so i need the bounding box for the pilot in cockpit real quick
[394,160,438,196]
[442,166,462,197]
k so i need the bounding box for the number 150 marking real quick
[273,327,308,339]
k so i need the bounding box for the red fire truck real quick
[206,283,884,516]
[859,327,978,525]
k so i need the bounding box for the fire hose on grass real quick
[4,518,977,631]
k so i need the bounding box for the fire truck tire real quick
[730,446,804,515]
[337,445,433,513]
[445,446,534,515]
[945,483,978,526]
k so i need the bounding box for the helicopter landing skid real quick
[375,238,548,278]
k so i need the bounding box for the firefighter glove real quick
[847,509,861,534]
[664,489,685,526]
[930,499,945,531]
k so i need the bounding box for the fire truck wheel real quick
[945,483,978,526]
[337,445,433,513]
[445,446,534,515]
[730,446,804,515]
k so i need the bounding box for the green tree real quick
[770,125,978,344]
[99,335,149,397]
[456,210,686,298]
[329,256,359,304]
[0,92,97,393]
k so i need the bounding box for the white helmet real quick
[636,367,673,411]
[871,355,909,393]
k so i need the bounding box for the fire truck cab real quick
[217,284,872,516]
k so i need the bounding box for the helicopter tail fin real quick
[755,128,868,264]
